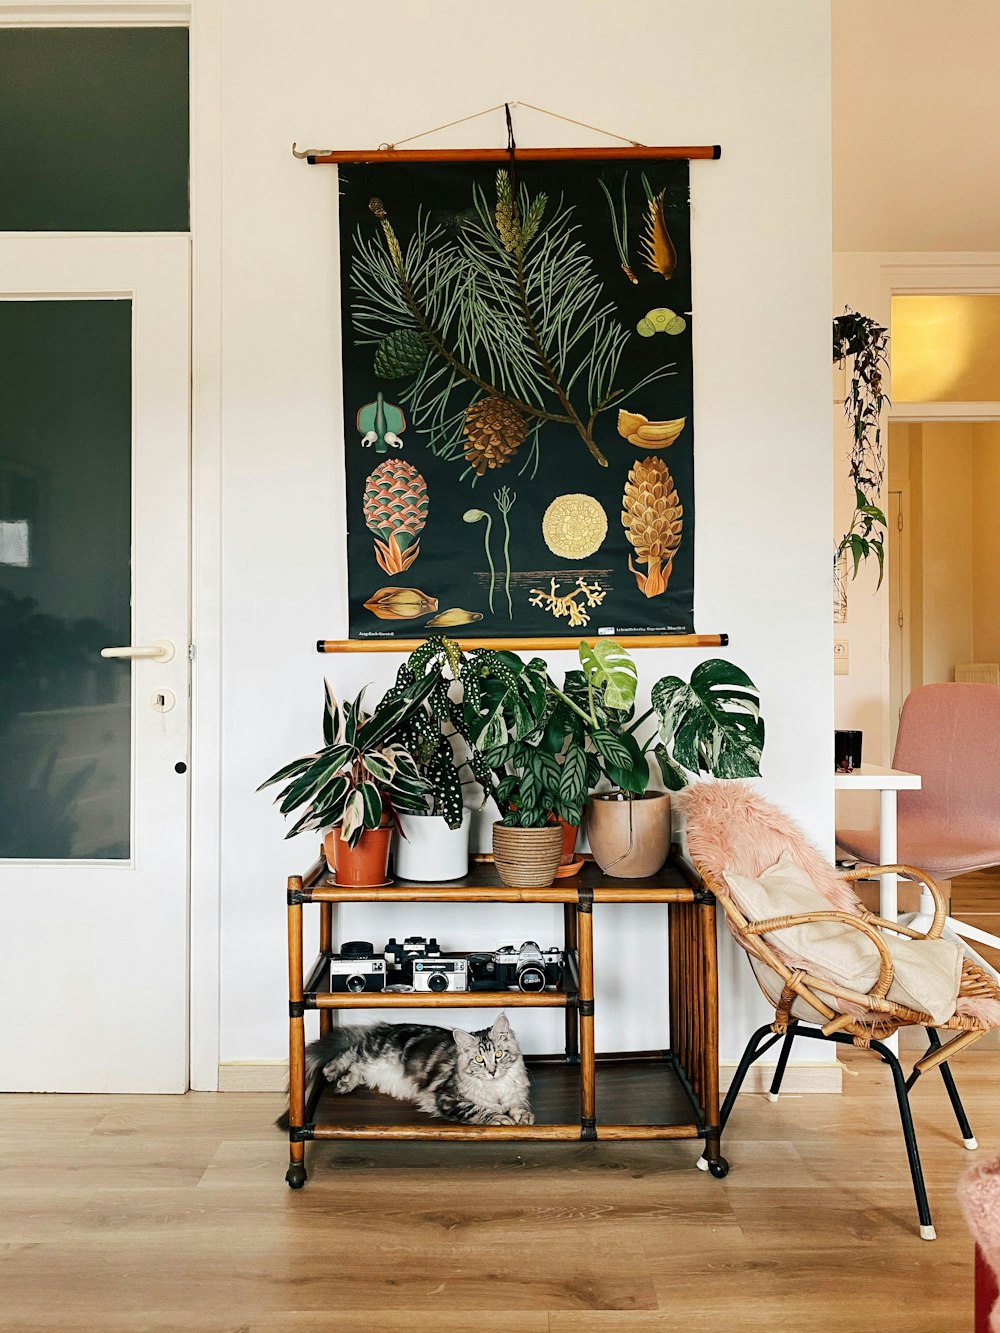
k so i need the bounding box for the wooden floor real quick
[2,1045,998,1332]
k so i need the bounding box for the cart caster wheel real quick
[707,1156,730,1179]
[285,1164,307,1189]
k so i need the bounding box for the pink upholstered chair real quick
[838,683,1000,957]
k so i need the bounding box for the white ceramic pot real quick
[393,808,472,882]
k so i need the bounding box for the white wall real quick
[215,0,834,1067]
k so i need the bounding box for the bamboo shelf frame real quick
[283,855,725,1187]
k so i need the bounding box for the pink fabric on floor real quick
[959,1156,1000,1332]
[838,684,1000,879]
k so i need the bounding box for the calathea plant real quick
[258,672,438,847]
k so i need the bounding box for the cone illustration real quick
[463,395,528,475]
[621,456,682,597]
[363,458,429,575]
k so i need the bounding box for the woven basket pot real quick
[492,823,564,888]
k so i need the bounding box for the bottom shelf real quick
[306,1054,705,1141]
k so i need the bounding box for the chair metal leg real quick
[927,1029,978,1149]
[873,1038,936,1241]
[767,1026,797,1102]
[696,1023,778,1172]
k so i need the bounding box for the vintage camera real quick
[329,940,386,993]
[384,936,444,983]
[467,951,500,991]
[411,957,468,992]
[493,941,563,992]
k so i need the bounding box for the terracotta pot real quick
[324,819,393,886]
[586,791,671,878]
[492,822,563,888]
[558,818,580,866]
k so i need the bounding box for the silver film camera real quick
[329,941,386,993]
[410,957,468,993]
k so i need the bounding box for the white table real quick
[834,763,922,922]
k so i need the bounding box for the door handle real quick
[101,640,175,663]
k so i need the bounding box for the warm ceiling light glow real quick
[892,295,1000,402]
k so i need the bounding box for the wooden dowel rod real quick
[597,1124,701,1141]
[311,991,567,1009]
[591,888,696,904]
[309,1122,584,1140]
[286,879,306,1160]
[578,906,596,1124]
[303,885,580,904]
[318,634,728,654]
[701,900,721,1128]
[305,146,721,165]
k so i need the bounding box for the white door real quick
[0,236,190,1092]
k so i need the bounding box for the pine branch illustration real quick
[350,179,675,470]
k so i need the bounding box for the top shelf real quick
[294,855,706,905]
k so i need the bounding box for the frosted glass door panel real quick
[0,300,132,859]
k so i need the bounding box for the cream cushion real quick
[724,852,963,1026]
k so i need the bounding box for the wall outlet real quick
[834,639,849,675]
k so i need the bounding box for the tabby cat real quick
[276,1013,533,1130]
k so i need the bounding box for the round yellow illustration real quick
[542,494,608,560]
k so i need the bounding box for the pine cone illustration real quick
[621,456,682,598]
[363,458,429,575]
[463,395,528,475]
[374,328,428,379]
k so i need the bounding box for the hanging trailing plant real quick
[833,309,890,586]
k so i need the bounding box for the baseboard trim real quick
[721,1061,843,1095]
[218,1062,287,1092]
[220,1060,844,1095]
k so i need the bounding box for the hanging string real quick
[515,102,643,148]
[378,102,509,152]
[373,99,644,153]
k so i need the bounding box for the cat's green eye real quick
[475,1054,484,1063]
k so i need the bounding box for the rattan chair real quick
[678,781,1000,1241]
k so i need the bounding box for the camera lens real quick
[427,972,449,992]
[346,974,366,992]
[516,965,546,992]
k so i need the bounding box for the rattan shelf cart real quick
[284,853,725,1187]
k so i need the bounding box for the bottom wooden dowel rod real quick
[309,1122,583,1141]
[311,991,567,1009]
[596,1124,701,1141]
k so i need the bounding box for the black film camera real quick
[329,940,386,993]
[491,941,563,992]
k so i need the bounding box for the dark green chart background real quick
[340,158,694,640]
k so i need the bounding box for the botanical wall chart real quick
[340,157,694,640]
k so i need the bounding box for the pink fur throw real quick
[959,1156,1000,1332]
[677,781,859,912]
[676,780,1000,1029]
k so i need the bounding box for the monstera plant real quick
[583,650,764,878]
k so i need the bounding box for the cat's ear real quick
[452,1027,478,1051]
[490,1013,511,1041]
